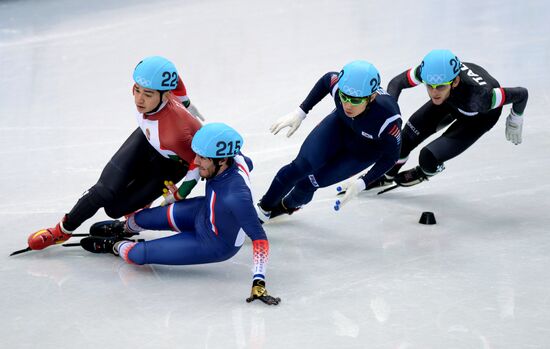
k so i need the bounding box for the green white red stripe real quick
[407,66,422,86]
[491,88,506,109]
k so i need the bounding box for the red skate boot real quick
[27,221,73,250]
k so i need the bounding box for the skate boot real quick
[365,174,394,190]
[80,235,133,255]
[394,166,429,187]
[89,220,137,239]
[257,200,299,224]
[27,221,73,250]
[270,200,299,219]
[256,203,271,224]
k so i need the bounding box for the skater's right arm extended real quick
[270,72,339,137]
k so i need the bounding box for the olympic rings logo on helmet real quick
[338,60,381,98]
[134,76,152,88]
[420,49,461,85]
[425,74,446,85]
[341,86,364,97]
[133,56,178,91]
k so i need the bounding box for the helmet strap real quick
[147,90,168,114]
[209,157,234,179]
[358,94,375,116]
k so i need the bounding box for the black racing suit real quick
[386,62,528,176]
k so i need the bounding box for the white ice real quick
[1,0,549,348]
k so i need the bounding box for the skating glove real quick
[160,180,181,206]
[246,279,281,305]
[505,111,523,145]
[270,108,307,137]
[160,168,200,206]
[334,178,366,211]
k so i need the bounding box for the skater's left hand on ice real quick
[334,179,366,211]
[246,279,280,305]
[505,111,523,145]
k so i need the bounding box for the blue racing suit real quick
[121,155,269,280]
[261,72,402,210]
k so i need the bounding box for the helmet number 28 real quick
[369,73,381,94]
[161,71,178,88]
[449,56,460,75]
[215,140,242,157]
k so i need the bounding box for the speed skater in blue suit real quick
[257,60,402,222]
[83,123,280,305]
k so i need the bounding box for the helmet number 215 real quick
[215,140,242,157]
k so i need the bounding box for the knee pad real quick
[419,148,444,175]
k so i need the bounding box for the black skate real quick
[61,220,139,248]
[376,166,431,195]
[257,201,299,224]
[79,235,141,255]
[89,220,138,239]
[270,202,299,219]
[365,174,394,190]
[80,236,120,254]
[394,166,429,187]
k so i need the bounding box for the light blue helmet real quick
[420,49,461,85]
[133,56,178,91]
[192,123,244,158]
[338,60,381,97]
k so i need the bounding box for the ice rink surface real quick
[1,0,549,348]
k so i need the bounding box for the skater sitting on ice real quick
[79,123,280,305]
